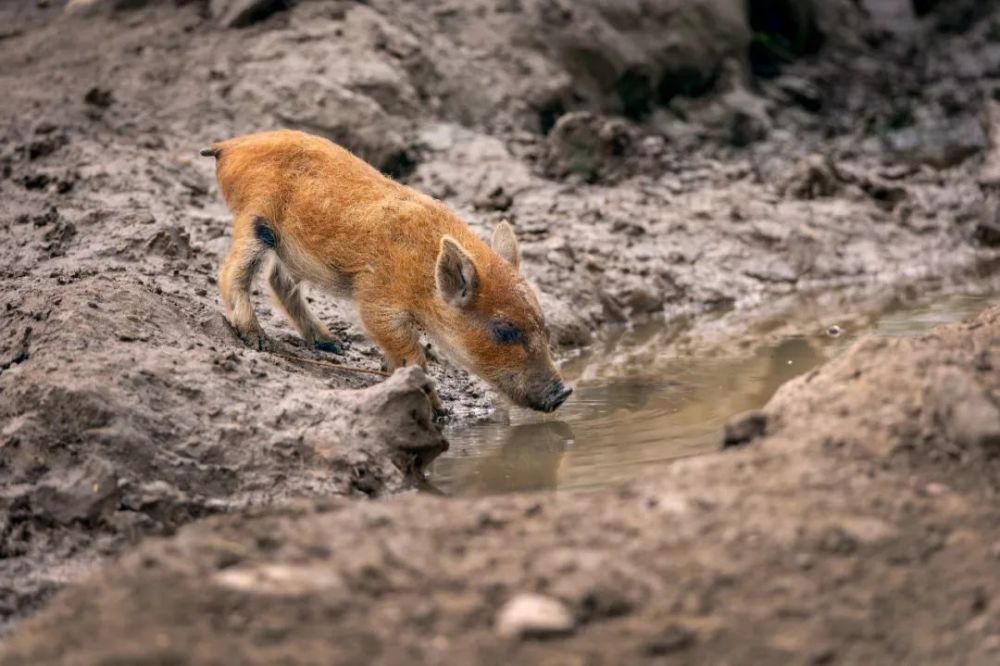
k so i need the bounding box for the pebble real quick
[495,593,575,639]
[924,482,949,497]
[722,410,768,448]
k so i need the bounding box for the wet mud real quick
[1,0,1000,657]
[4,305,999,664]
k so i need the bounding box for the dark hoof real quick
[313,339,345,355]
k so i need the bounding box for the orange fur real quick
[207,130,569,411]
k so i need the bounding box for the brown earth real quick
[3,305,998,665]
[2,0,1000,649]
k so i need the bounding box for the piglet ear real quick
[491,220,520,270]
[436,236,479,308]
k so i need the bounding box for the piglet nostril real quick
[547,383,573,411]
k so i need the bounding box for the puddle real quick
[428,289,997,496]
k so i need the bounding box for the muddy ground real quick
[5,305,999,665]
[1,0,1000,658]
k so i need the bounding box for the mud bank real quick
[2,0,1000,639]
[4,306,998,665]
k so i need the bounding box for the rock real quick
[495,593,575,639]
[210,0,291,29]
[722,410,768,448]
[83,87,113,109]
[543,112,634,183]
[64,0,100,12]
[65,0,149,14]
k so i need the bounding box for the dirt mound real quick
[4,306,997,665]
[0,275,446,632]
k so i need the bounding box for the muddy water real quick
[429,290,997,496]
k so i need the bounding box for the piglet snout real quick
[541,381,573,412]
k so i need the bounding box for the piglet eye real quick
[490,322,522,345]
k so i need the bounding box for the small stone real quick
[722,410,768,448]
[496,593,575,639]
[543,111,634,183]
[64,0,99,13]
[83,87,114,109]
[924,482,949,497]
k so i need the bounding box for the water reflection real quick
[444,421,575,494]
[429,290,997,496]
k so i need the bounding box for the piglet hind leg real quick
[267,259,345,355]
[218,214,272,351]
